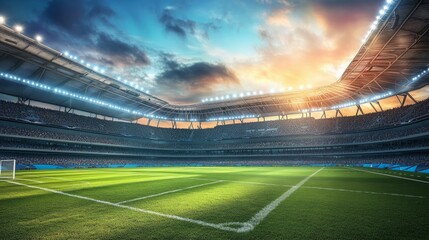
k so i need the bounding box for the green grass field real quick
[1,167,428,240]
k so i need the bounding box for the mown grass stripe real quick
[349,168,429,184]
[4,180,246,232]
[116,180,224,204]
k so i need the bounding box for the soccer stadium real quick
[0,0,429,239]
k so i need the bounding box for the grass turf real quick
[0,167,428,240]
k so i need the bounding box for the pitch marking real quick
[189,177,289,187]
[117,180,224,204]
[304,186,425,198]
[5,180,241,232]
[4,168,324,233]
[232,167,324,232]
[0,178,44,183]
[190,177,424,198]
[348,168,429,184]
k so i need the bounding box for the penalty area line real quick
[15,178,45,183]
[116,180,224,204]
[348,168,429,184]
[189,176,425,198]
[221,167,325,233]
[304,186,426,199]
[3,180,243,233]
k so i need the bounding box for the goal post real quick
[0,159,16,180]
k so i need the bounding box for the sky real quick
[0,0,385,104]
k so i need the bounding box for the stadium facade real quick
[0,0,428,172]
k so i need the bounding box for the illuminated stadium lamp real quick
[361,0,396,45]
[0,16,5,24]
[411,67,429,82]
[35,35,43,42]
[0,72,151,117]
[62,51,152,94]
[14,24,24,33]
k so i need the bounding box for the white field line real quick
[231,167,324,232]
[4,180,242,232]
[189,177,425,199]
[116,180,224,204]
[15,174,90,184]
[348,168,429,184]
[1,178,44,183]
[15,178,44,183]
[41,176,90,184]
[189,177,291,188]
[304,186,425,199]
[7,168,424,233]
[4,169,326,233]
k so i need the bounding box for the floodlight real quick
[35,35,43,42]
[14,24,23,33]
[0,16,5,24]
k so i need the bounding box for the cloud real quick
[157,62,239,88]
[38,0,110,39]
[159,7,220,40]
[159,8,196,38]
[266,8,291,27]
[22,0,150,69]
[155,54,239,103]
[226,0,383,93]
[94,33,150,66]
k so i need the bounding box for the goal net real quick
[0,160,16,179]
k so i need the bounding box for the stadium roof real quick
[0,0,429,122]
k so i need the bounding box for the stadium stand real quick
[0,99,428,169]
